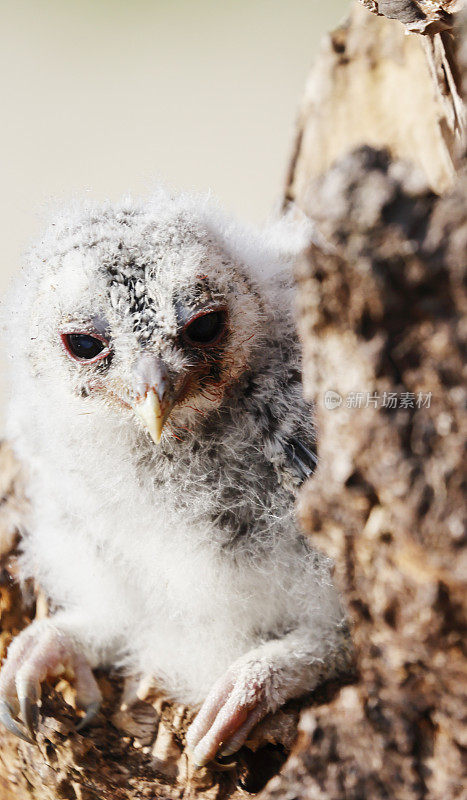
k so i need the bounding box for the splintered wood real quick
[286,3,464,200]
[359,0,464,34]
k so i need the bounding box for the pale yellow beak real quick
[131,355,175,444]
[133,387,173,444]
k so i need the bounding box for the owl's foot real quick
[186,664,271,767]
[0,621,101,744]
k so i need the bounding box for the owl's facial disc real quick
[58,304,231,444]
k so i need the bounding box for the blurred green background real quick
[1,0,349,293]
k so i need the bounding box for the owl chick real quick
[0,189,351,766]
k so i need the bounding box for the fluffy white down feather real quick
[1,188,351,741]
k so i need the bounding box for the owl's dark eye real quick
[182,310,226,346]
[61,333,110,363]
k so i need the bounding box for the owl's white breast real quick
[7,376,304,704]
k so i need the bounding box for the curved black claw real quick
[19,694,39,741]
[210,755,238,772]
[75,700,100,732]
[0,699,35,745]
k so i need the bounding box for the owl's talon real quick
[191,702,262,766]
[20,695,39,741]
[0,621,102,743]
[0,699,35,745]
[187,667,269,766]
[210,756,238,771]
[218,702,266,757]
[75,700,100,732]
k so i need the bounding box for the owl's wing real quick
[257,385,318,490]
[240,346,317,490]
[277,434,318,485]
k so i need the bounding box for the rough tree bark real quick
[0,2,465,799]
[263,146,466,800]
[264,4,466,799]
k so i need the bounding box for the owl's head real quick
[7,189,309,444]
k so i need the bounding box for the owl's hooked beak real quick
[131,356,175,444]
[133,388,173,444]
